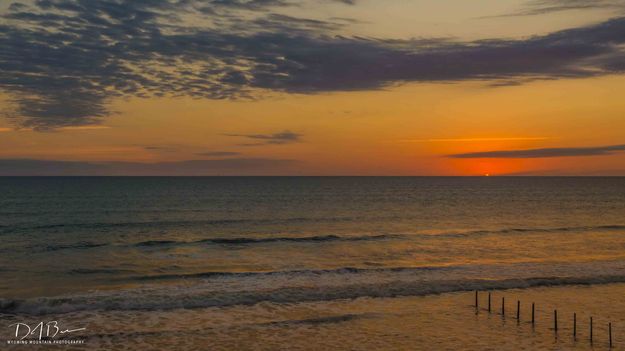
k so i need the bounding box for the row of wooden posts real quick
[474,291,614,348]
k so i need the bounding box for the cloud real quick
[224,130,303,145]
[400,137,550,143]
[0,158,299,175]
[490,0,625,17]
[58,126,111,131]
[448,144,625,158]
[0,126,108,132]
[202,0,292,11]
[502,168,625,176]
[143,145,178,152]
[197,151,242,156]
[249,13,347,32]
[195,0,355,13]
[2,1,625,129]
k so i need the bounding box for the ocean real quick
[1,176,625,349]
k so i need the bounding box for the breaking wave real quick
[0,216,364,234]
[3,274,625,315]
[130,265,454,281]
[134,234,399,247]
[416,225,625,238]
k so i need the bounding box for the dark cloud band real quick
[224,131,303,145]
[197,151,242,156]
[491,0,625,17]
[448,144,625,158]
[0,158,298,175]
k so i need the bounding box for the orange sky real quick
[1,0,625,175]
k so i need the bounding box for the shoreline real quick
[4,281,625,350]
[5,273,625,315]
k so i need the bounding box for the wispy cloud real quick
[224,131,303,145]
[197,151,242,157]
[143,146,178,152]
[488,0,625,17]
[0,126,109,132]
[58,126,111,131]
[400,137,550,143]
[448,144,625,158]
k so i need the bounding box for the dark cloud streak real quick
[0,158,298,175]
[489,0,625,17]
[224,131,303,145]
[197,151,242,156]
[448,144,625,158]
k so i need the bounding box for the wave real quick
[6,223,624,253]
[422,224,625,238]
[3,218,623,239]
[262,313,371,326]
[35,242,108,252]
[4,274,625,315]
[134,240,179,247]
[69,268,135,275]
[0,216,362,234]
[0,208,241,216]
[5,223,623,255]
[35,223,623,251]
[134,234,398,248]
[130,265,453,281]
[199,234,396,244]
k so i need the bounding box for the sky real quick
[1,0,625,175]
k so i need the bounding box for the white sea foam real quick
[4,266,625,315]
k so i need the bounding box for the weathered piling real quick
[475,291,478,309]
[468,296,614,347]
[590,317,593,343]
[554,310,558,332]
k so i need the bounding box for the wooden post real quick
[554,310,558,332]
[573,313,576,338]
[517,300,520,320]
[590,317,593,343]
[475,291,478,309]
[531,303,535,325]
[488,292,491,313]
[609,322,612,348]
[502,297,505,316]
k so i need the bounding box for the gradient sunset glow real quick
[1,0,625,175]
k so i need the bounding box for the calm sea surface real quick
[1,177,625,349]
